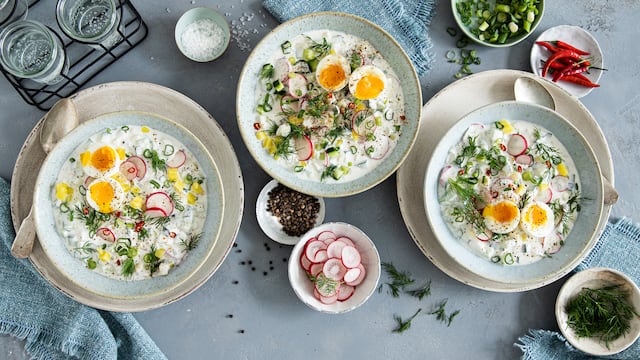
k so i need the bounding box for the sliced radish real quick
[336,236,355,247]
[491,177,515,196]
[345,264,366,286]
[323,258,347,281]
[96,227,116,242]
[294,135,313,161]
[341,246,361,268]
[475,229,492,242]
[317,231,336,242]
[312,249,328,263]
[273,57,291,83]
[515,154,533,166]
[535,187,553,203]
[550,175,569,192]
[304,240,326,261]
[119,160,138,181]
[280,95,300,113]
[507,134,528,156]
[287,73,308,98]
[326,240,346,259]
[463,123,486,139]
[337,284,355,301]
[545,232,563,254]
[319,293,339,305]
[315,279,338,297]
[352,110,376,136]
[299,252,312,271]
[127,156,147,180]
[309,262,324,276]
[144,207,167,218]
[83,176,96,188]
[166,149,186,168]
[439,165,459,186]
[146,192,174,216]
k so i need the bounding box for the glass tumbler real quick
[0,20,68,85]
[56,0,123,49]
[0,0,28,28]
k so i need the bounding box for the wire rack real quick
[0,0,148,111]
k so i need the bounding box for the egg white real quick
[348,65,386,100]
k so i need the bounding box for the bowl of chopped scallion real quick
[556,268,640,356]
[452,0,544,47]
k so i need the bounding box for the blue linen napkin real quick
[262,0,436,76]
[0,177,167,360]
[516,217,640,360]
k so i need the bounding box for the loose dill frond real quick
[181,233,202,251]
[393,308,422,333]
[406,281,432,301]
[382,262,415,297]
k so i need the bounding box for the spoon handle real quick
[603,177,618,205]
[11,206,36,259]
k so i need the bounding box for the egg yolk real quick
[523,204,548,228]
[483,201,519,223]
[90,146,116,172]
[318,64,346,91]
[89,180,115,213]
[354,74,384,100]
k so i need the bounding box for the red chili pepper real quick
[561,74,600,88]
[554,40,590,56]
[542,49,582,77]
[134,221,145,232]
[535,41,559,53]
[553,63,589,82]
[253,122,261,130]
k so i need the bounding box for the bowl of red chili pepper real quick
[530,25,605,98]
[452,0,544,47]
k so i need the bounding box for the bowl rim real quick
[423,100,604,285]
[555,267,640,356]
[236,11,422,198]
[450,0,545,48]
[287,221,381,314]
[174,6,230,62]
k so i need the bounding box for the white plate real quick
[530,25,604,98]
[256,179,325,245]
[10,81,244,311]
[396,69,614,292]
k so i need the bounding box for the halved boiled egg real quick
[520,201,555,238]
[79,144,123,178]
[348,65,386,100]
[86,177,125,214]
[315,54,351,92]
[482,199,520,234]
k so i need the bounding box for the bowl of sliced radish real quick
[288,222,380,313]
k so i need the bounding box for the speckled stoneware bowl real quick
[556,268,640,356]
[32,111,224,299]
[236,12,422,197]
[424,101,604,286]
[288,222,380,314]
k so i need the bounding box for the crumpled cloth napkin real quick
[0,177,167,360]
[262,0,436,76]
[516,217,640,360]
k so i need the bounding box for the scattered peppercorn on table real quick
[1,0,639,358]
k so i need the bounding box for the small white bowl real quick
[256,179,325,245]
[288,222,380,314]
[175,7,230,62]
[556,268,640,356]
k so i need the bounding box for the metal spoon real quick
[513,77,618,205]
[514,76,556,110]
[11,98,79,259]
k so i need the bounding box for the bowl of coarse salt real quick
[175,7,230,62]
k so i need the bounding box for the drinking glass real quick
[0,0,28,29]
[0,20,68,84]
[56,0,123,49]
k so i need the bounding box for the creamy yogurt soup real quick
[253,29,406,182]
[52,125,207,280]
[437,119,581,265]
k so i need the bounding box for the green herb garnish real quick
[565,285,639,348]
[181,233,202,251]
[122,258,135,277]
[393,308,422,333]
[143,149,166,173]
[382,262,415,297]
[429,300,460,327]
[143,246,163,276]
[406,281,432,300]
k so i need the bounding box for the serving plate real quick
[397,69,614,292]
[236,12,422,197]
[11,82,244,311]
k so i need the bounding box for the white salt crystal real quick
[180,19,226,61]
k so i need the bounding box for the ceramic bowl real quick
[556,268,640,356]
[424,101,604,286]
[530,25,604,98]
[288,222,380,314]
[175,7,230,62]
[451,0,544,47]
[236,12,422,197]
[32,111,224,299]
[256,179,325,245]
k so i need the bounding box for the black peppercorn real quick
[266,183,321,236]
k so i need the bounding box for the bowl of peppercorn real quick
[556,267,640,356]
[256,179,325,245]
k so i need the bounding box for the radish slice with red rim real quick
[146,192,174,216]
[337,284,355,301]
[309,263,324,277]
[341,245,361,268]
[326,240,346,259]
[288,73,308,98]
[305,240,326,261]
[317,231,336,242]
[294,135,313,161]
[96,227,116,242]
[550,175,569,192]
[144,207,167,218]
[345,264,366,286]
[507,134,528,156]
[315,279,338,297]
[299,252,312,271]
[319,293,339,305]
[322,258,347,281]
[343,266,361,284]
[336,236,355,247]
[119,160,138,181]
[127,156,147,180]
[515,154,533,166]
[535,187,553,203]
[166,150,186,168]
[312,249,328,263]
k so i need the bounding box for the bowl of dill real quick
[556,267,640,356]
[452,0,544,47]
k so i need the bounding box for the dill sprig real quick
[406,281,432,300]
[320,165,338,182]
[74,203,109,236]
[393,308,422,333]
[565,285,639,348]
[72,241,96,255]
[181,233,202,251]
[147,215,171,228]
[534,142,563,166]
[382,262,415,297]
[143,245,163,276]
[143,149,166,173]
[307,273,341,295]
[305,36,331,58]
[429,300,460,327]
